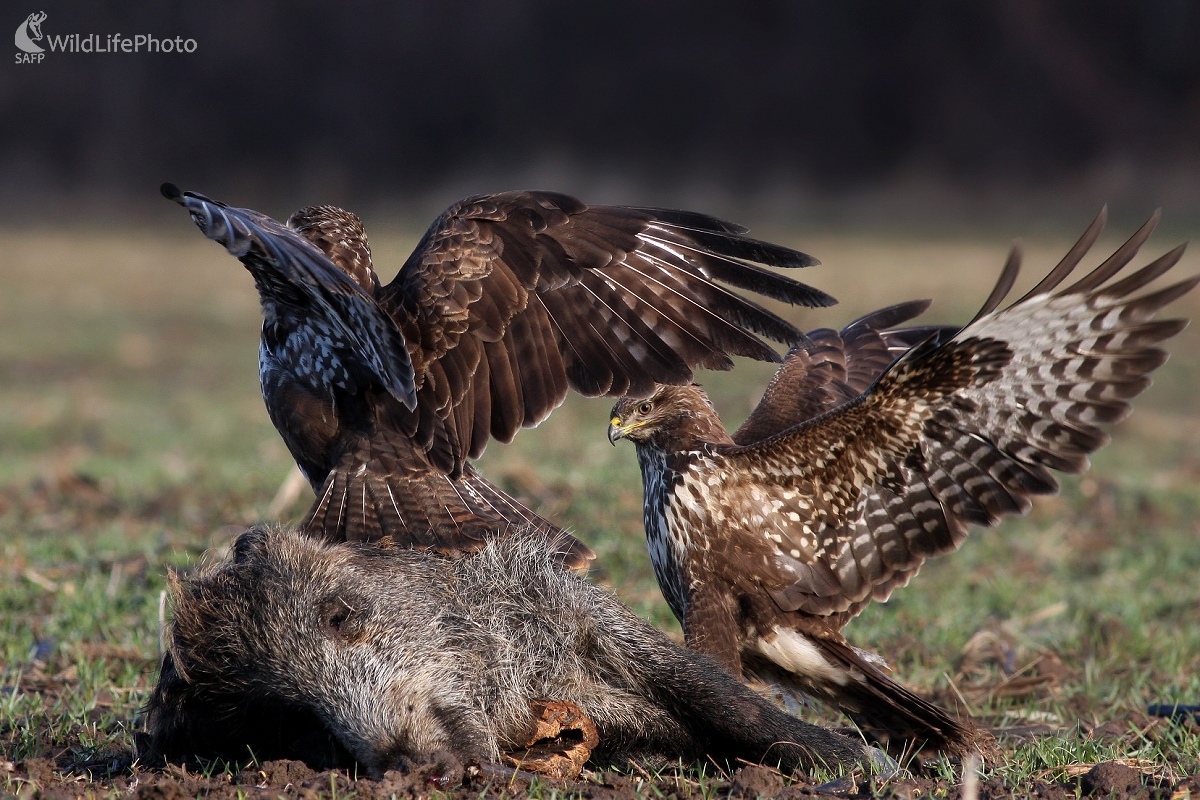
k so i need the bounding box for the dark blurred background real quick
[3,0,1199,226]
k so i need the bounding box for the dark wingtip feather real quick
[665,224,822,270]
[1098,243,1189,299]
[1062,211,1160,296]
[1013,209,1106,305]
[1128,276,1200,315]
[802,285,838,308]
[628,205,750,235]
[671,246,836,308]
[844,300,933,335]
[965,244,1022,326]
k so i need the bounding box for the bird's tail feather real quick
[746,628,989,759]
[300,457,593,569]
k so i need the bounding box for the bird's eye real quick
[638,401,653,414]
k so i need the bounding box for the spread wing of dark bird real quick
[608,211,1195,753]
[163,184,832,559]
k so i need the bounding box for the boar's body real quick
[145,526,874,777]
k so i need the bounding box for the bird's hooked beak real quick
[608,415,627,446]
[609,412,647,445]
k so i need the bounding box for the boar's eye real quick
[316,595,368,642]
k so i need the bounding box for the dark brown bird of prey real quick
[608,211,1195,754]
[162,184,834,564]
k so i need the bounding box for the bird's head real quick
[608,384,731,450]
[288,206,380,294]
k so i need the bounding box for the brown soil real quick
[6,721,1196,800]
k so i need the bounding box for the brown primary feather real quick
[609,212,1195,755]
[378,191,834,472]
[165,185,831,559]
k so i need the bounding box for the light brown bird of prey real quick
[162,184,834,564]
[608,211,1195,754]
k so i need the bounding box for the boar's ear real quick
[230,526,272,563]
[316,594,370,643]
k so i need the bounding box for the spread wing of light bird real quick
[608,210,1195,752]
[163,184,834,563]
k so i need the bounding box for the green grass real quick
[2,218,1199,797]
